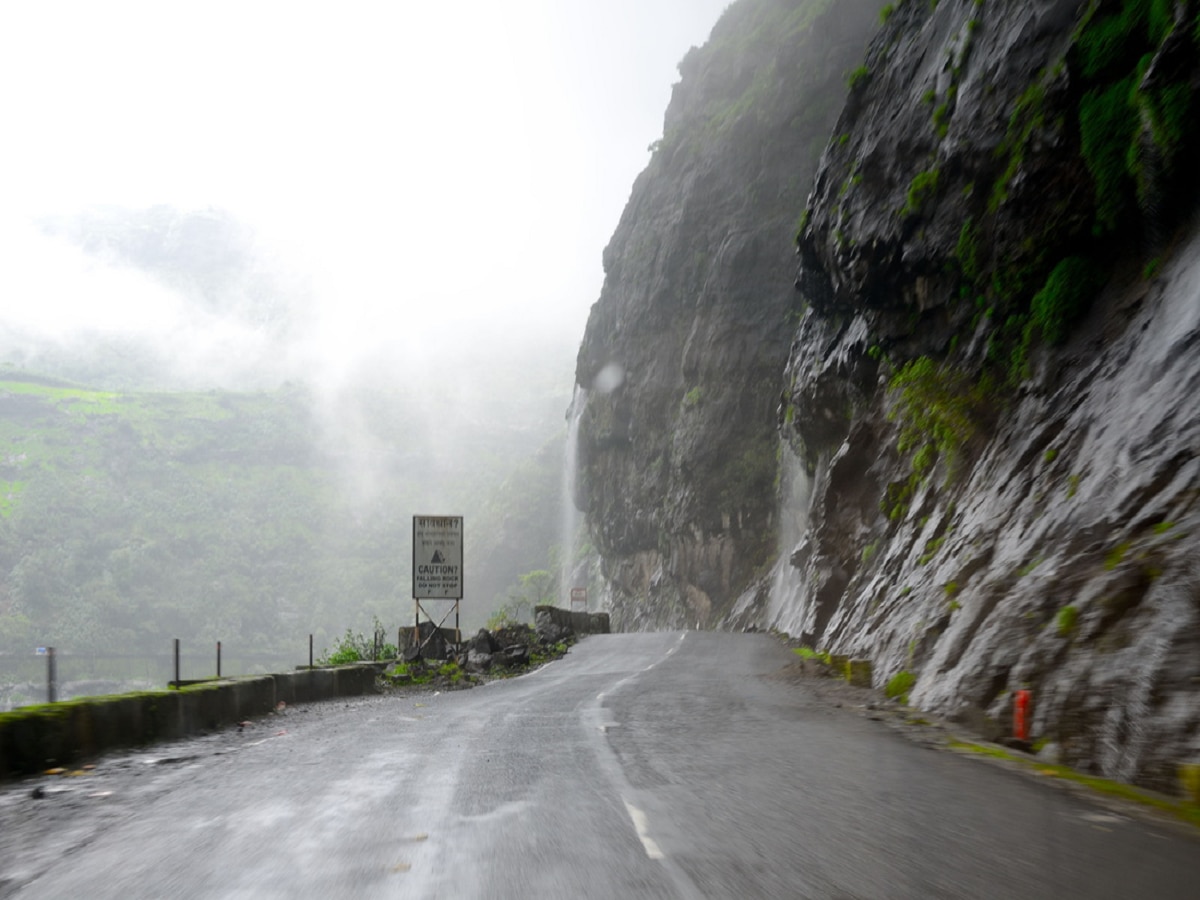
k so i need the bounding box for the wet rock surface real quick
[573,0,885,631]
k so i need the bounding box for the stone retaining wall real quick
[0,665,379,780]
[534,605,611,641]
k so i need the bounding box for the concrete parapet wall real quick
[534,605,611,640]
[0,665,378,781]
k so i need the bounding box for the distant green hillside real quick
[0,371,559,658]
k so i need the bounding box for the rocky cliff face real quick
[574,0,885,630]
[575,0,1200,792]
[777,0,1200,793]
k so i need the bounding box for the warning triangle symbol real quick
[431,550,445,564]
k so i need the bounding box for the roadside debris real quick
[381,623,575,693]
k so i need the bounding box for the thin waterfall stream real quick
[560,386,588,607]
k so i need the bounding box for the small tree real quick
[515,569,556,607]
[486,569,558,628]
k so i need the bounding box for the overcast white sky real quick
[0,0,731,384]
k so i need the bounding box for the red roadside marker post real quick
[1014,689,1031,741]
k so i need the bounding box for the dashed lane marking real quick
[623,799,665,860]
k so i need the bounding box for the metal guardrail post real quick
[47,646,57,703]
[174,638,180,687]
[217,641,222,678]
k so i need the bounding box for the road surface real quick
[1,631,1196,898]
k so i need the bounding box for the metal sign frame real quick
[570,587,588,611]
[411,515,464,658]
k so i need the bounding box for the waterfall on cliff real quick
[766,440,813,635]
[560,386,588,607]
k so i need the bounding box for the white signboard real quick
[412,515,463,599]
[570,587,587,611]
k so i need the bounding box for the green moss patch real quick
[1079,76,1139,233]
[904,168,940,215]
[886,670,916,702]
[948,739,1200,830]
[1055,605,1079,637]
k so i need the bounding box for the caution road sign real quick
[413,515,463,599]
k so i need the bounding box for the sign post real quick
[46,647,57,704]
[412,515,464,659]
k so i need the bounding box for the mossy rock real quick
[1180,763,1200,804]
[847,658,873,688]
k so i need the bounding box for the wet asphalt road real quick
[1,631,1197,899]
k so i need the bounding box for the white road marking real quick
[1080,812,1124,824]
[623,799,665,860]
[644,633,687,671]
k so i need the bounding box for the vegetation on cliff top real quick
[988,0,1195,358]
[803,0,1198,373]
[862,0,1200,516]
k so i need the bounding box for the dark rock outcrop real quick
[464,628,499,673]
[574,0,886,630]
